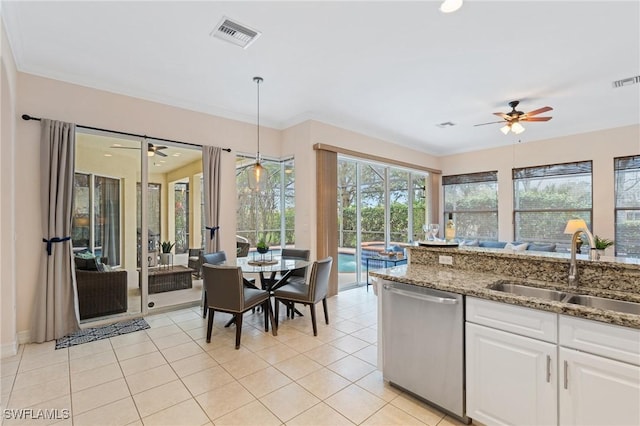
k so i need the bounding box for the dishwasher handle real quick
[383,284,458,304]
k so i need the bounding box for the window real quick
[72,172,121,265]
[615,155,640,258]
[236,156,295,248]
[513,161,592,251]
[443,171,498,241]
[174,182,189,254]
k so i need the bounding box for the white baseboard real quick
[1,339,17,358]
[17,330,30,345]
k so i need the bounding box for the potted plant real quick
[160,241,175,265]
[256,238,269,254]
[593,235,614,258]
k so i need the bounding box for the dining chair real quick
[202,264,276,349]
[280,248,311,284]
[273,257,333,336]
[201,251,227,318]
[276,248,311,318]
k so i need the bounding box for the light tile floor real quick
[0,287,466,426]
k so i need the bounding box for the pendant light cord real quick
[254,76,263,162]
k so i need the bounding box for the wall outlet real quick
[439,255,453,265]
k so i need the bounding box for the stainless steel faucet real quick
[568,228,598,286]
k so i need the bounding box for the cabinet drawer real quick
[467,297,557,343]
[559,315,640,365]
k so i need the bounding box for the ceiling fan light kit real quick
[110,141,168,156]
[511,122,525,134]
[475,100,553,135]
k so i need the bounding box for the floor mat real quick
[55,318,150,349]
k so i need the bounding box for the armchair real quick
[188,248,204,278]
[76,269,128,320]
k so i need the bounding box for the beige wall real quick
[439,125,640,242]
[1,20,18,356]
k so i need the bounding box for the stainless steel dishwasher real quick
[381,279,468,423]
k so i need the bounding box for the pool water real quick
[338,252,357,273]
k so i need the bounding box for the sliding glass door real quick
[74,132,142,320]
[337,156,430,290]
[74,131,206,321]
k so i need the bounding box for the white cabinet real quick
[466,298,558,426]
[466,298,640,426]
[559,316,640,426]
[466,323,557,426]
[559,347,640,426]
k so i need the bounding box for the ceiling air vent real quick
[211,17,261,49]
[612,75,640,88]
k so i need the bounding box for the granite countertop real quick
[370,264,640,329]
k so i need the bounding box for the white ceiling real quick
[3,1,639,155]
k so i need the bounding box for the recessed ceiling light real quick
[440,0,463,13]
[104,153,112,157]
[172,153,181,157]
[112,143,121,147]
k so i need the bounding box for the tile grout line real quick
[109,335,143,425]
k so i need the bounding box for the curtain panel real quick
[32,119,80,342]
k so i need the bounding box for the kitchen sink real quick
[565,295,640,315]
[489,280,640,315]
[489,281,570,302]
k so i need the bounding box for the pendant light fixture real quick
[248,76,267,191]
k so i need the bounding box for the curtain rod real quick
[21,114,232,152]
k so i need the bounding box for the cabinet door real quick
[559,347,640,426]
[466,323,557,426]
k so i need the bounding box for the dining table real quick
[222,255,311,327]
[235,255,311,292]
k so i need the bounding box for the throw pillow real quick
[527,243,557,252]
[75,251,95,259]
[505,242,529,251]
[479,241,507,249]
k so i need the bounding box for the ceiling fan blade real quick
[521,116,552,122]
[474,121,506,127]
[492,113,512,120]
[155,150,168,157]
[154,145,168,150]
[522,106,553,117]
